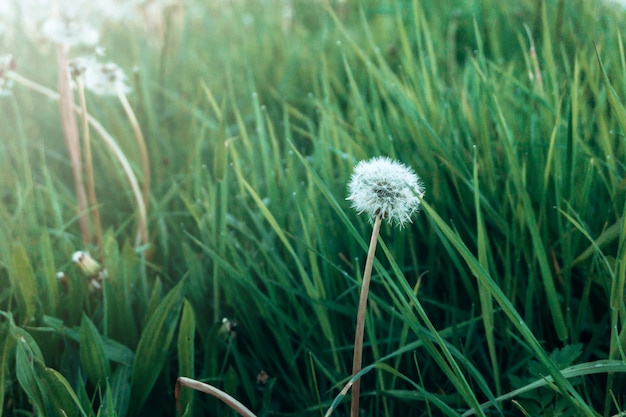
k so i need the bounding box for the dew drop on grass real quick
[336,40,342,47]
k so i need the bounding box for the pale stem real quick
[116,87,151,246]
[75,77,103,251]
[350,214,383,417]
[9,71,148,249]
[176,377,257,417]
[56,44,91,244]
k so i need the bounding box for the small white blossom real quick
[70,58,130,96]
[0,54,15,96]
[41,16,99,47]
[347,156,424,228]
[72,250,107,292]
[72,251,102,276]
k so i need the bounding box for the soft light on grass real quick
[3,0,626,415]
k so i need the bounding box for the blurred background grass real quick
[2,0,626,415]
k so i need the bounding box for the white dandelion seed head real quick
[41,15,99,47]
[82,59,130,96]
[0,54,15,96]
[347,156,425,228]
[71,250,102,277]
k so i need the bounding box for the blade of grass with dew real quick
[13,329,46,415]
[490,90,568,342]
[0,322,15,414]
[463,360,626,416]
[420,199,596,416]
[473,148,500,395]
[177,299,196,416]
[7,243,38,322]
[102,232,138,344]
[128,279,185,416]
[37,362,90,417]
[595,46,623,177]
[375,238,492,416]
[42,315,135,367]
[79,315,112,387]
[236,173,341,372]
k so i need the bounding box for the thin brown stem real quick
[350,215,383,417]
[76,77,103,252]
[56,45,91,244]
[9,71,148,249]
[117,88,150,246]
[176,377,257,417]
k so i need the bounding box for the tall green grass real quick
[2,0,626,415]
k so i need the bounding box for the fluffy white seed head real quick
[347,156,424,228]
[69,57,130,96]
[72,250,102,277]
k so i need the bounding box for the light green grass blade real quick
[463,360,626,416]
[473,149,500,395]
[177,299,196,415]
[129,279,185,415]
[236,171,340,372]
[80,315,112,387]
[421,199,595,416]
[7,243,38,321]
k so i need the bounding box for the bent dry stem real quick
[350,214,383,417]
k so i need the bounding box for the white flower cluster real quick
[0,0,181,45]
[347,156,424,228]
[0,54,15,96]
[69,56,130,96]
[72,251,108,292]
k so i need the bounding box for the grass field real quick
[2,0,626,416]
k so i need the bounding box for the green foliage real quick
[3,0,626,416]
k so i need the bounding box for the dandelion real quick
[72,251,102,276]
[41,16,99,47]
[347,156,424,228]
[343,156,424,417]
[72,251,107,292]
[81,60,130,96]
[0,54,15,96]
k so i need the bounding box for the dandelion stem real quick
[75,77,103,251]
[350,214,383,417]
[117,87,151,246]
[8,71,148,249]
[175,377,257,417]
[56,45,91,245]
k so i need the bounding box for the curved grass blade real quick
[128,280,185,415]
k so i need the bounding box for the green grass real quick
[2,0,626,415]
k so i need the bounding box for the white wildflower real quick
[72,250,107,292]
[347,156,424,228]
[70,58,130,96]
[72,251,102,276]
[0,54,15,96]
[41,16,99,47]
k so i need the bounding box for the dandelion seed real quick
[347,156,424,228]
